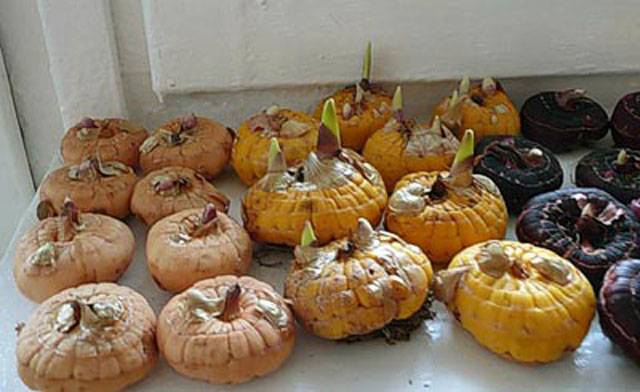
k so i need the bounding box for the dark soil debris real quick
[339,292,435,345]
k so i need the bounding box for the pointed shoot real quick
[361,41,372,82]
[79,116,97,129]
[353,218,376,248]
[265,105,280,116]
[441,90,464,136]
[453,129,475,167]
[201,203,218,224]
[459,76,470,95]
[355,82,365,104]
[617,149,628,166]
[392,86,403,120]
[322,99,340,141]
[447,90,459,110]
[181,113,198,130]
[222,284,242,321]
[447,129,475,188]
[62,197,79,224]
[317,99,341,158]
[267,137,286,172]
[430,116,442,133]
[300,221,317,247]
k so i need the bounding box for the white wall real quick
[0,0,63,183]
[0,47,34,255]
[141,0,640,96]
[2,0,640,186]
[38,0,127,127]
[119,0,640,129]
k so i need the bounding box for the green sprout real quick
[361,41,372,81]
[300,221,317,246]
[321,98,341,144]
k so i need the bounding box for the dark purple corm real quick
[520,90,609,152]
[611,92,640,150]
[516,188,640,289]
[575,148,640,204]
[474,136,563,213]
[598,259,640,363]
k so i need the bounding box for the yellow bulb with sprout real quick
[242,99,387,247]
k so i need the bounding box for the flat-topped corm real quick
[520,89,608,151]
[363,86,459,192]
[157,276,295,384]
[146,203,252,293]
[232,106,320,185]
[474,135,563,213]
[14,198,135,303]
[60,116,148,167]
[16,283,158,391]
[131,165,230,226]
[435,240,595,363]
[575,148,640,204]
[39,156,137,219]
[598,259,640,363]
[313,42,392,151]
[611,92,640,149]
[517,188,640,289]
[140,113,233,179]
[284,219,433,340]
[242,98,387,246]
[432,76,520,141]
[385,129,508,264]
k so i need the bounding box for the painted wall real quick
[117,0,640,129]
[0,47,34,256]
[141,0,640,96]
[2,0,640,184]
[0,0,63,183]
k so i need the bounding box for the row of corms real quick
[13,43,640,390]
